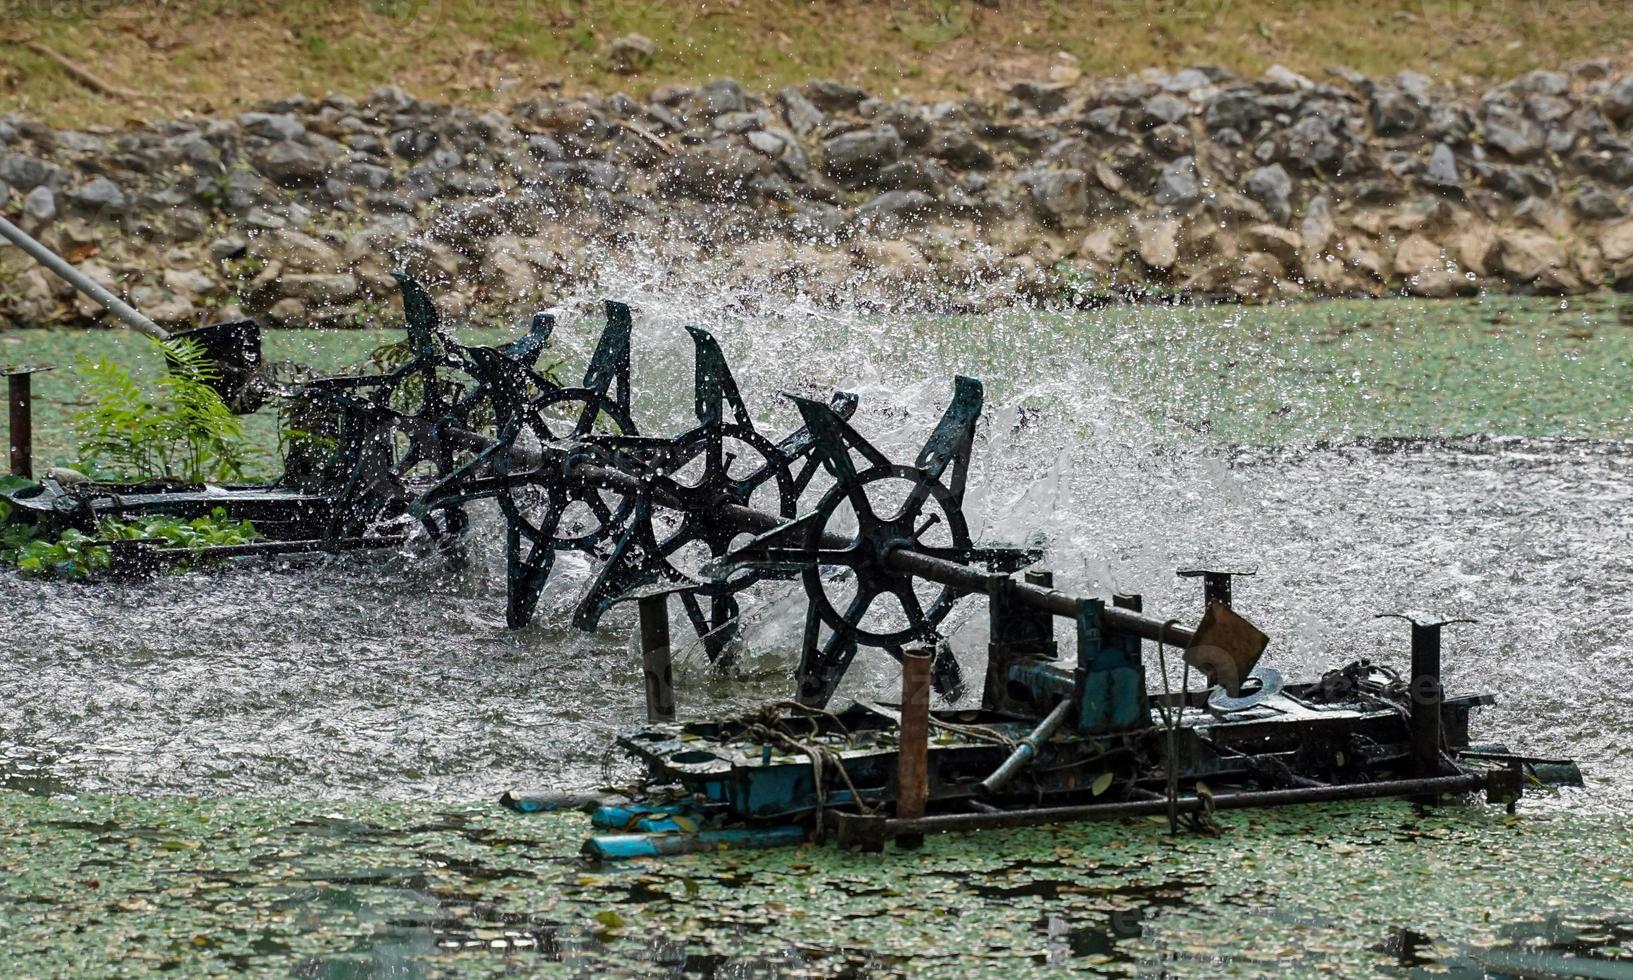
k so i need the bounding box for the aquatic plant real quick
[72,337,247,484]
[0,502,257,579]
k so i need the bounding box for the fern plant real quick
[73,338,248,484]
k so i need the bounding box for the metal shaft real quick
[978,697,1073,796]
[469,433,1205,647]
[856,772,1486,838]
[0,215,169,340]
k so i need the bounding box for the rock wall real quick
[3,63,1633,326]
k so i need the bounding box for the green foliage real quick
[0,506,258,580]
[72,338,247,484]
[8,528,112,579]
[0,485,45,570]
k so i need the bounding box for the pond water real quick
[2,286,1631,975]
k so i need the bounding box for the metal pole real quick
[7,371,33,478]
[0,215,169,340]
[1377,613,1471,783]
[1410,623,1442,779]
[978,697,1073,796]
[896,646,932,847]
[855,772,1487,838]
[638,594,675,722]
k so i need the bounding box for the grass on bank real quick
[1,0,1631,128]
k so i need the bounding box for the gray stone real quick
[1526,94,1573,124]
[746,130,785,157]
[1429,105,1474,143]
[1019,168,1088,226]
[606,33,656,74]
[391,128,440,161]
[1145,124,1190,159]
[1284,115,1344,174]
[926,130,994,170]
[804,79,868,112]
[366,85,417,114]
[239,112,306,141]
[1264,64,1315,91]
[1571,185,1624,220]
[664,140,772,200]
[259,141,331,185]
[854,189,935,223]
[0,154,64,191]
[1164,67,1219,92]
[1084,106,1124,133]
[1498,228,1567,283]
[66,176,127,212]
[249,227,342,271]
[169,132,222,171]
[698,78,747,117]
[1301,194,1335,255]
[875,159,945,195]
[267,297,307,324]
[821,126,904,187]
[1139,93,1192,128]
[713,110,769,134]
[1517,69,1570,96]
[245,207,287,230]
[1424,143,1461,189]
[1134,216,1181,270]
[55,131,106,153]
[130,286,196,323]
[776,86,825,136]
[1370,85,1425,136]
[341,162,396,190]
[1582,146,1633,185]
[208,234,248,262]
[526,135,565,161]
[1243,163,1293,224]
[564,160,625,193]
[21,185,55,223]
[344,133,386,156]
[1152,156,1201,208]
[1011,81,1070,115]
[278,273,359,304]
[1604,75,1633,126]
[163,267,219,298]
[1484,105,1543,160]
[1203,90,1264,134]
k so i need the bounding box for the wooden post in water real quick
[896,645,933,848]
[638,594,675,722]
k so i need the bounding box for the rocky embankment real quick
[3,62,1633,326]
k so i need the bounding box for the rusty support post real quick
[1178,567,1255,611]
[7,370,33,478]
[638,594,675,722]
[1409,622,1442,779]
[1377,613,1475,783]
[896,645,933,848]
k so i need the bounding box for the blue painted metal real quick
[1072,598,1148,732]
[588,803,703,830]
[583,826,806,860]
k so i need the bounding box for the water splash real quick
[3,261,1629,810]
